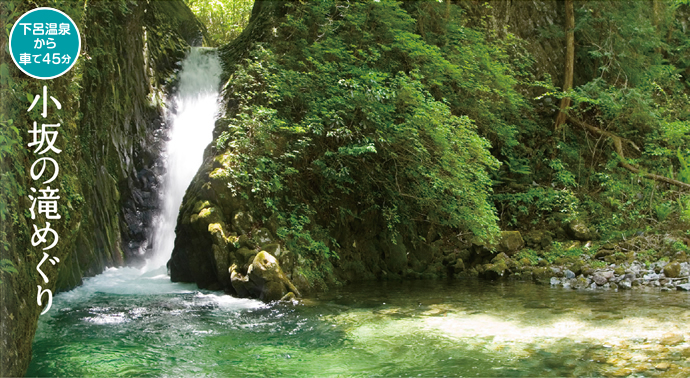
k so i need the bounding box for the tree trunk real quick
[554,0,575,131]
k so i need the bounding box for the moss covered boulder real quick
[230,251,301,302]
[663,261,682,278]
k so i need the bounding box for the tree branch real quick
[568,116,690,190]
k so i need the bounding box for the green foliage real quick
[515,242,589,265]
[679,195,690,223]
[184,0,254,45]
[516,0,690,238]
[215,1,525,259]
[677,149,690,184]
[493,185,580,227]
[655,202,674,222]
[0,259,18,284]
[544,241,588,263]
[514,248,540,265]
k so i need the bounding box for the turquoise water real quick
[27,267,690,377]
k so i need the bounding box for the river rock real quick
[230,251,301,302]
[564,269,575,279]
[680,262,690,277]
[611,368,633,377]
[618,280,632,290]
[562,278,575,289]
[594,249,614,260]
[601,270,615,280]
[593,273,608,286]
[550,277,561,286]
[677,283,690,291]
[660,333,684,346]
[663,262,682,278]
[574,276,591,290]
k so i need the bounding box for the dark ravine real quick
[0,1,202,376]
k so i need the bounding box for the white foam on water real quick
[49,49,264,312]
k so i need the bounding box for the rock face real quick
[230,252,301,302]
[0,2,201,376]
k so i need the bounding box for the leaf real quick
[27,93,34,104]
[0,259,18,274]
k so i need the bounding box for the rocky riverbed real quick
[548,260,690,291]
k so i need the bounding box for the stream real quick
[25,277,690,377]
[25,48,690,378]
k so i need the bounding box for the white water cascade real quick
[145,47,222,270]
[44,48,240,305]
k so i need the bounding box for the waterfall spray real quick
[145,48,222,270]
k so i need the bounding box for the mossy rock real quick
[553,256,577,266]
[236,247,257,264]
[524,230,553,249]
[480,262,509,280]
[567,219,592,240]
[663,261,682,278]
[237,234,256,249]
[498,231,524,255]
[261,243,281,256]
[232,211,254,234]
[253,228,274,244]
[453,258,465,273]
[532,267,552,282]
[568,260,585,275]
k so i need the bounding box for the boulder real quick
[663,261,681,278]
[567,219,592,240]
[230,251,301,302]
[498,231,524,255]
[523,230,552,249]
[592,273,608,286]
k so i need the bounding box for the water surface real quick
[28,275,690,377]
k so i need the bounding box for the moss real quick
[193,200,212,213]
[1,1,200,375]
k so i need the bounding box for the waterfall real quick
[145,48,222,270]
